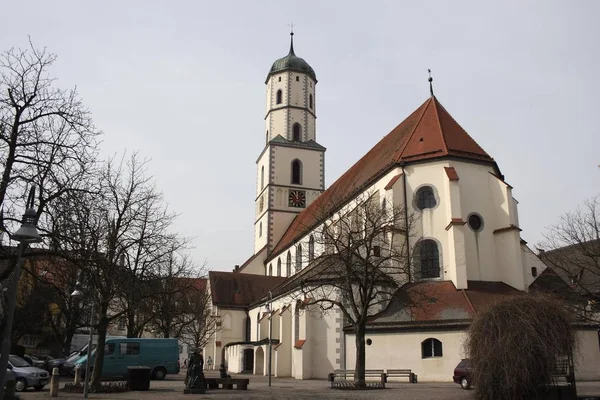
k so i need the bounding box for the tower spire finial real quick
[428,69,434,97]
[288,22,295,55]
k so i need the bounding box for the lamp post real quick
[267,291,273,387]
[71,281,93,399]
[0,186,42,400]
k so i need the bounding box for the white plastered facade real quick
[209,41,600,382]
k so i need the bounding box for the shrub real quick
[465,294,576,400]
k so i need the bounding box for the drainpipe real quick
[401,163,411,282]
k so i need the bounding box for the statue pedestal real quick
[183,388,205,394]
[183,371,207,395]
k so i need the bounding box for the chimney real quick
[233,265,240,273]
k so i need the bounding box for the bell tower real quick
[254,32,326,254]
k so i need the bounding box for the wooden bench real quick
[385,369,416,383]
[205,378,249,390]
[330,369,386,389]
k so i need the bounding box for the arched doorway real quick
[243,348,254,373]
[254,347,265,375]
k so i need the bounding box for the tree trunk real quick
[354,322,366,388]
[90,305,109,392]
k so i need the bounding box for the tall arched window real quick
[308,235,315,261]
[287,251,292,275]
[415,240,440,279]
[268,263,273,276]
[260,166,264,190]
[266,130,269,144]
[294,303,300,342]
[276,89,282,104]
[421,338,443,358]
[291,159,302,185]
[286,256,291,276]
[309,94,313,109]
[296,245,303,272]
[277,258,282,277]
[259,222,262,237]
[292,123,302,141]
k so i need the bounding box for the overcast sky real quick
[2,1,598,272]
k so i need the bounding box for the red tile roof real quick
[269,96,498,260]
[444,166,460,181]
[371,280,522,326]
[384,173,403,190]
[294,339,306,349]
[208,271,287,308]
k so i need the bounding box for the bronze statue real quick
[184,350,205,394]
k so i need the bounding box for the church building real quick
[204,34,600,382]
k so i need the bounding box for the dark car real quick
[45,356,67,375]
[22,355,45,370]
[452,359,472,389]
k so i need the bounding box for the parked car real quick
[61,348,92,376]
[45,356,67,375]
[7,354,50,392]
[74,338,180,380]
[452,359,472,390]
[22,354,45,369]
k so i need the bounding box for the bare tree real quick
[288,191,416,387]
[147,250,201,338]
[538,195,600,320]
[0,40,100,280]
[179,280,218,352]
[20,255,85,355]
[51,153,180,390]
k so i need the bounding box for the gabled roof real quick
[368,280,521,328]
[538,239,600,294]
[208,271,287,308]
[269,96,498,259]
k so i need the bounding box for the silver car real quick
[8,355,50,392]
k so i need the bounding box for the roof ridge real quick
[393,97,433,162]
[435,100,490,156]
[432,97,449,153]
[461,289,477,315]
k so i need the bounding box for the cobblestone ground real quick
[16,372,600,400]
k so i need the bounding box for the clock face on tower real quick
[288,190,306,208]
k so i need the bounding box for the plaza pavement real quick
[16,372,600,400]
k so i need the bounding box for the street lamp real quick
[71,281,94,399]
[0,186,42,400]
[266,291,273,387]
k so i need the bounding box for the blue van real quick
[75,338,180,380]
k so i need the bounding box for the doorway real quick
[242,348,254,372]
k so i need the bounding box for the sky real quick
[2,1,598,272]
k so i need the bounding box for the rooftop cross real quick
[428,69,434,97]
[287,23,295,54]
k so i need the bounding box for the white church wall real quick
[268,108,287,140]
[271,146,322,189]
[210,307,247,369]
[521,244,547,288]
[275,308,293,377]
[307,308,340,379]
[404,161,454,282]
[345,330,467,382]
[241,247,267,275]
[574,329,600,381]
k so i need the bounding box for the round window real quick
[468,214,484,232]
[366,339,372,346]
